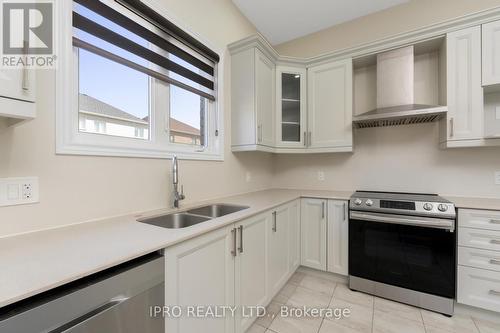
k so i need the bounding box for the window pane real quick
[78,49,150,140]
[169,86,206,146]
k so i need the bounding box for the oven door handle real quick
[350,211,455,232]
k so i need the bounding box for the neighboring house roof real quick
[80,93,200,136]
[169,118,200,136]
[79,94,148,125]
[143,116,200,137]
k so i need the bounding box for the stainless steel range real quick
[349,191,456,316]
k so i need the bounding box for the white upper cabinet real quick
[276,66,307,148]
[231,47,275,151]
[327,200,349,276]
[482,20,500,86]
[445,26,483,142]
[0,67,36,124]
[307,59,353,151]
[256,50,276,147]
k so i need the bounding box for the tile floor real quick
[246,267,500,333]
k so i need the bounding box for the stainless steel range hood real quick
[353,46,447,129]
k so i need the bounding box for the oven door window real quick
[349,219,455,298]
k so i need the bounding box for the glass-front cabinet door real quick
[276,66,307,148]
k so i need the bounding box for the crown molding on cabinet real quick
[228,6,500,67]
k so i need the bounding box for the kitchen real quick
[1,0,500,332]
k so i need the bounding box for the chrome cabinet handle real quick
[257,125,262,143]
[343,202,346,221]
[489,290,500,297]
[238,225,243,254]
[322,202,325,219]
[490,219,500,224]
[490,259,500,265]
[231,228,237,257]
[272,211,277,232]
[449,118,454,138]
[22,41,29,91]
[304,131,307,147]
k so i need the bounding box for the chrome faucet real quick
[172,155,185,208]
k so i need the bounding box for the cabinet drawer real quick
[457,265,500,312]
[458,247,500,272]
[459,209,500,231]
[458,227,500,251]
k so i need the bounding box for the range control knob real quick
[365,199,374,207]
[423,203,434,211]
[438,204,448,212]
[354,199,362,206]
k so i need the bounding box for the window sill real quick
[56,141,224,161]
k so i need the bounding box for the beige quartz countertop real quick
[1,188,498,309]
[0,189,350,308]
[444,195,500,211]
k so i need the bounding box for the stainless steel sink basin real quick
[187,204,249,218]
[138,213,211,229]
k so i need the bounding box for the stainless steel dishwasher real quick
[0,253,165,333]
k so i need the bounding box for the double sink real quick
[138,204,250,229]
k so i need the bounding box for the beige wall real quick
[275,0,500,57]
[272,0,500,198]
[0,0,273,237]
[272,124,500,198]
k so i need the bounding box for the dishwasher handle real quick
[49,297,129,332]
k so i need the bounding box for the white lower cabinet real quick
[327,200,349,276]
[165,202,297,333]
[458,266,500,312]
[165,225,235,333]
[301,198,327,270]
[457,208,500,313]
[235,213,270,333]
[268,204,290,297]
[288,200,301,271]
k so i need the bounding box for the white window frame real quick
[56,0,224,161]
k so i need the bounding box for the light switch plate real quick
[495,171,500,185]
[0,177,39,207]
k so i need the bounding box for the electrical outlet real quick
[495,171,500,185]
[0,177,39,207]
[317,171,325,181]
[22,183,33,199]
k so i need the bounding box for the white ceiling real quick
[232,0,410,45]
